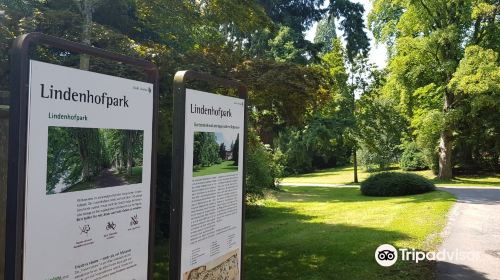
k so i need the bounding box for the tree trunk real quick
[438,129,453,179]
[79,0,92,70]
[438,90,454,179]
[493,125,500,171]
[353,147,358,183]
[126,131,135,176]
[74,129,93,181]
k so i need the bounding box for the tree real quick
[232,134,240,165]
[193,132,221,167]
[219,142,227,160]
[73,0,99,70]
[278,38,353,175]
[369,0,499,178]
[314,17,337,53]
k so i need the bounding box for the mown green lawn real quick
[154,187,455,279]
[281,166,500,186]
[244,187,455,280]
[193,160,238,177]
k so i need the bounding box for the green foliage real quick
[412,109,442,173]
[326,0,369,61]
[232,133,239,165]
[314,17,337,53]
[361,172,436,197]
[246,130,284,202]
[46,127,83,193]
[449,46,499,96]
[369,0,500,177]
[193,132,221,168]
[268,25,309,63]
[276,38,354,174]
[400,142,428,171]
[234,59,329,131]
[218,142,227,160]
[46,127,143,194]
[357,146,391,172]
[356,95,405,171]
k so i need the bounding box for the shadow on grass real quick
[432,175,500,186]
[275,187,455,205]
[245,205,434,280]
[154,188,454,280]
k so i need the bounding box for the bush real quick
[400,142,428,171]
[358,145,394,172]
[360,172,435,196]
[246,130,284,202]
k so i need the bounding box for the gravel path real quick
[437,187,500,280]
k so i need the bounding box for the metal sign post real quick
[170,71,247,280]
[6,32,159,280]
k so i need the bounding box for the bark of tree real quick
[126,131,136,176]
[353,147,358,183]
[76,130,92,181]
[494,125,500,171]
[76,0,93,70]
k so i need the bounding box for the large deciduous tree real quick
[369,0,499,178]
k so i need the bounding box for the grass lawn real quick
[281,166,500,187]
[244,187,455,280]
[153,187,455,279]
[193,160,238,177]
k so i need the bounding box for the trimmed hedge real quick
[360,172,436,196]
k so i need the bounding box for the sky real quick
[305,0,387,69]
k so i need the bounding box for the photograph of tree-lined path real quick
[46,126,144,195]
[193,132,239,177]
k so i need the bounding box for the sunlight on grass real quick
[193,160,238,177]
[282,166,500,186]
[244,187,455,280]
[154,187,456,279]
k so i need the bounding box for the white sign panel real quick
[180,89,244,280]
[23,60,153,279]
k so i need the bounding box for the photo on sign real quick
[193,131,239,177]
[46,126,144,195]
[184,250,239,280]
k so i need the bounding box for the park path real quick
[92,168,128,188]
[437,187,500,280]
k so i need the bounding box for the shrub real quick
[400,142,428,171]
[246,130,284,202]
[360,172,435,196]
[358,145,394,172]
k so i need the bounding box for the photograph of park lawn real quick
[192,132,239,177]
[46,127,144,195]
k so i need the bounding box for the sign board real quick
[170,72,247,280]
[6,33,158,280]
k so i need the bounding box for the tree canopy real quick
[0,0,497,239]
